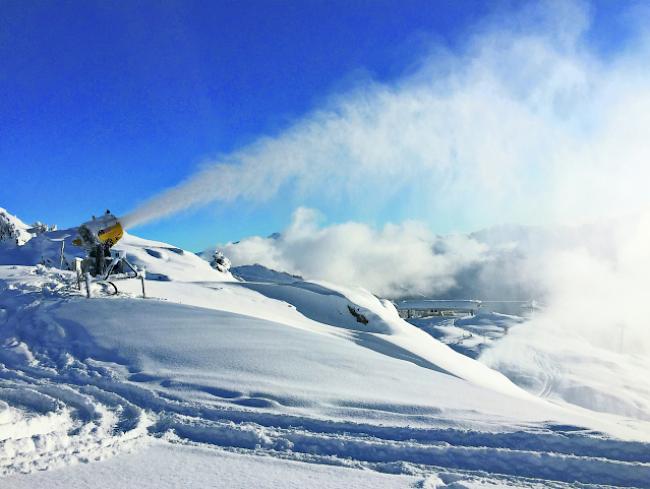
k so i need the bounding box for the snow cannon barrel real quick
[97,220,123,247]
[72,211,124,249]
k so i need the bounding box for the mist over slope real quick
[209,209,623,302]
[211,209,650,428]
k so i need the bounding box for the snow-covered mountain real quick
[1,209,649,488]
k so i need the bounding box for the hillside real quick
[1,211,649,488]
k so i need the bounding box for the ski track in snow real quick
[0,270,649,487]
[0,279,151,476]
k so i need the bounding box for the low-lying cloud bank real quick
[217,208,643,305]
[218,207,546,300]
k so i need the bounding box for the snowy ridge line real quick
[153,414,650,488]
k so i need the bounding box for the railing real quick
[394,299,539,317]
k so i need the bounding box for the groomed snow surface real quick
[1,226,649,488]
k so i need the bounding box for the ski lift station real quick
[395,299,539,318]
[395,299,483,319]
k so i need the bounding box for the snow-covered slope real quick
[231,263,304,284]
[407,309,650,427]
[481,316,650,424]
[0,208,33,246]
[407,311,524,359]
[1,212,650,488]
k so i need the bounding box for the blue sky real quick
[0,1,642,250]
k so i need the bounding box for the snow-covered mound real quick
[0,208,33,245]
[2,267,650,486]
[1,209,650,487]
[231,263,303,284]
[115,232,234,282]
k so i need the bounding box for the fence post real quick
[139,267,146,298]
[74,258,83,290]
[59,240,65,269]
[85,272,92,298]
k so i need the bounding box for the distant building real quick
[395,299,482,319]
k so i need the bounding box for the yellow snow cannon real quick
[72,211,124,249]
[72,211,141,289]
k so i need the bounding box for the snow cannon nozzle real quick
[72,211,124,249]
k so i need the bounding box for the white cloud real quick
[221,207,488,298]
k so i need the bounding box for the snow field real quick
[0,227,649,487]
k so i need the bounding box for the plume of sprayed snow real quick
[220,207,489,298]
[122,1,650,231]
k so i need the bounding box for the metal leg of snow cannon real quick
[122,257,139,278]
[103,251,138,281]
[103,256,122,279]
[47,235,71,271]
[85,272,92,298]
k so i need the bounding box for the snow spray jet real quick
[123,1,650,237]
